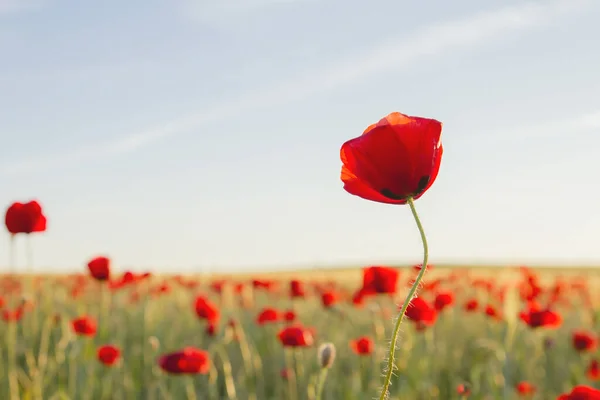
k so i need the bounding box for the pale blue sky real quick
[1,0,599,273]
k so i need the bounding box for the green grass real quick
[1,266,599,399]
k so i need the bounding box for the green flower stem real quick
[378,197,429,400]
[315,368,329,400]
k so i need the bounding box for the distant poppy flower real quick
[257,307,281,325]
[194,296,220,323]
[405,297,437,327]
[516,381,535,396]
[71,316,97,336]
[587,360,600,380]
[360,266,399,296]
[4,200,47,235]
[434,291,455,311]
[350,336,374,355]
[290,280,305,298]
[484,304,502,321]
[158,347,210,374]
[321,291,339,308]
[340,112,443,204]
[456,384,471,396]
[519,308,562,329]
[572,331,597,352]
[2,306,24,322]
[97,345,121,366]
[557,385,600,399]
[278,326,314,347]
[284,310,296,322]
[206,321,217,337]
[87,256,110,281]
[464,299,478,312]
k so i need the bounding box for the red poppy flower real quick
[587,360,600,380]
[71,316,97,336]
[464,299,478,312]
[87,256,110,281]
[350,336,374,355]
[516,381,535,396]
[405,297,437,327]
[97,345,121,366]
[2,306,24,322]
[284,310,296,322]
[278,326,314,347]
[572,331,597,352]
[4,200,47,235]
[158,347,210,374]
[360,266,399,296]
[434,291,455,311]
[194,296,220,323]
[519,308,562,329]
[321,291,339,308]
[484,304,502,321]
[256,307,282,325]
[340,112,443,204]
[557,385,600,399]
[456,384,471,396]
[290,280,305,298]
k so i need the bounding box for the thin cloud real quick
[0,0,594,176]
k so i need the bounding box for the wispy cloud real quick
[1,0,594,176]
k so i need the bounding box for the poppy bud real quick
[317,342,336,369]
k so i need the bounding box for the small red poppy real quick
[97,345,121,366]
[572,331,597,352]
[290,280,305,298]
[350,336,374,355]
[340,112,443,204]
[360,266,399,296]
[194,296,220,323]
[278,326,314,347]
[405,297,437,327]
[4,200,47,235]
[257,307,282,325]
[87,256,111,281]
[71,316,97,336]
[158,347,210,374]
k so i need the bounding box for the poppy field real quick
[1,265,600,400]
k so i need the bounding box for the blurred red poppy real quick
[405,297,437,327]
[360,266,399,296]
[350,336,374,355]
[290,280,305,298]
[257,307,282,325]
[587,360,600,380]
[321,291,339,308]
[278,326,314,347]
[4,200,47,235]
[72,316,97,336]
[519,308,562,329]
[194,296,220,323]
[340,112,443,204]
[557,385,600,399]
[434,291,455,311]
[572,331,597,353]
[97,345,121,366]
[87,256,111,281]
[516,381,535,395]
[158,347,210,374]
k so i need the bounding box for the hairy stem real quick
[378,197,429,400]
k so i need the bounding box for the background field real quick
[1,264,599,400]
